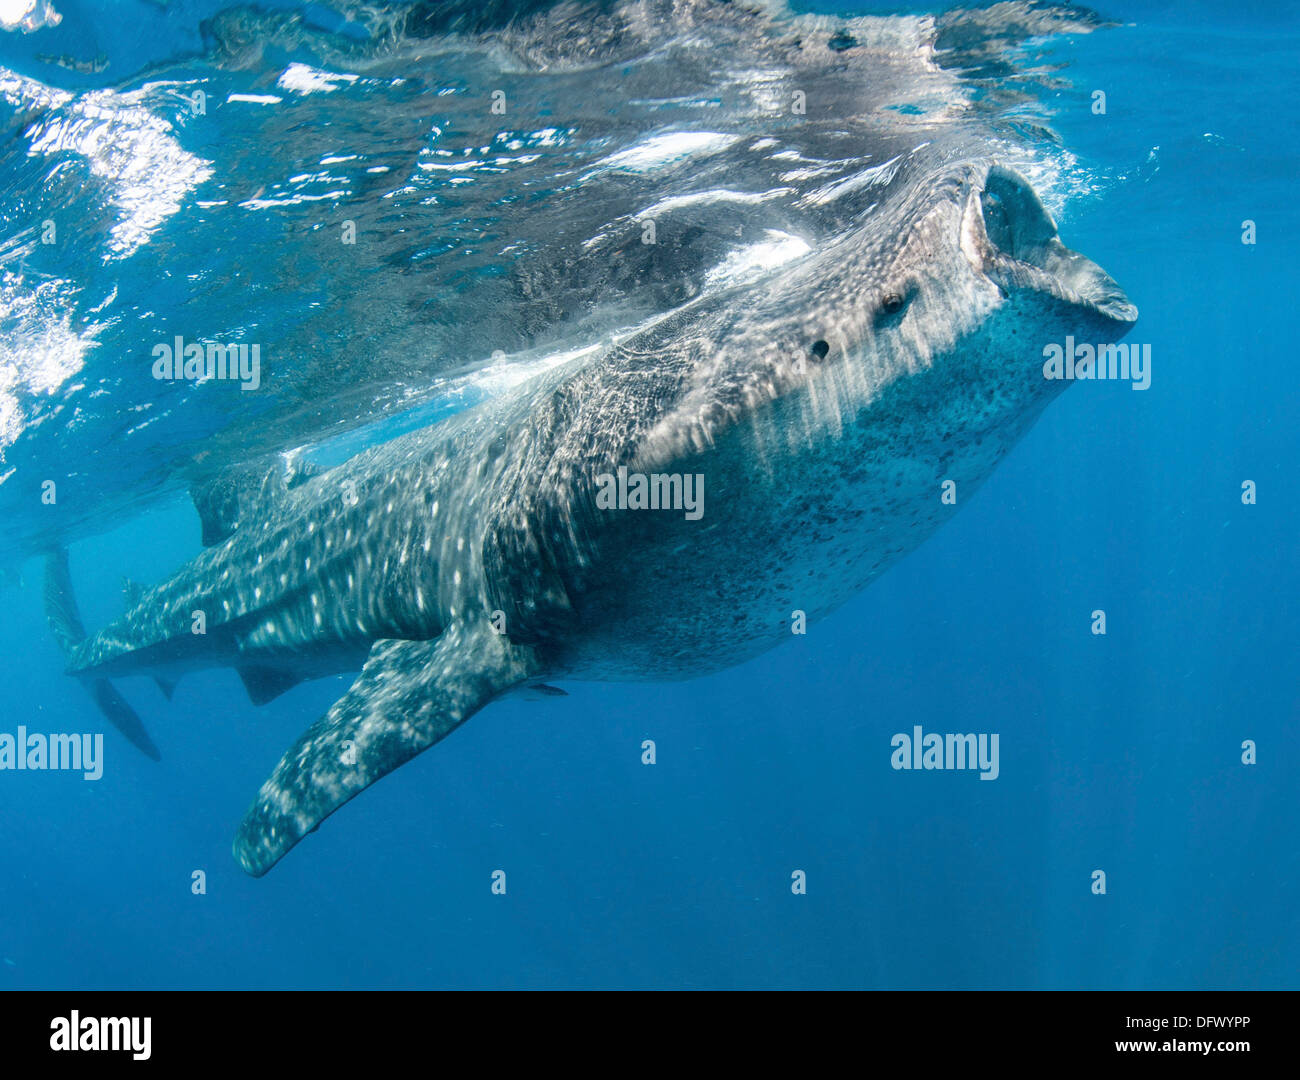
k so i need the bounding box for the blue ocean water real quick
[0,0,1296,990]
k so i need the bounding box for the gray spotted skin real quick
[481,159,1137,677]
[64,154,1135,875]
[235,625,538,877]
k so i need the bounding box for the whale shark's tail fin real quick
[233,622,536,876]
[43,548,161,762]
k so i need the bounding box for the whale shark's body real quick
[50,148,1136,874]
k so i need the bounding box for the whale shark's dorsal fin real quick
[233,623,537,876]
[191,455,322,546]
[121,576,147,610]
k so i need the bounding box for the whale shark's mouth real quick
[967,166,1138,326]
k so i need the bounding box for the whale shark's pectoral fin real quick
[233,624,537,877]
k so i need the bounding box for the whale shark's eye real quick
[810,339,830,361]
[873,289,914,328]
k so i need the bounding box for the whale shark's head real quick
[488,153,1139,672]
[779,157,1139,441]
[553,155,1142,669]
[642,156,1137,468]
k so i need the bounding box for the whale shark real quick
[47,147,1136,875]
[0,0,1107,562]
